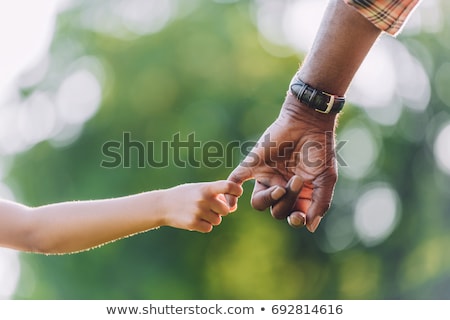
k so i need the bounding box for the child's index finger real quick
[208,180,243,198]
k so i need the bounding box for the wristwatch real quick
[289,75,345,114]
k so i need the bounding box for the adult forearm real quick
[297,0,381,96]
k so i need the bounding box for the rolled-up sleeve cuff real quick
[342,0,421,36]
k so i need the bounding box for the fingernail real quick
[271,186,286,201]
[287,212,306,228]
[307,216,322,233]
[290,176,302,192]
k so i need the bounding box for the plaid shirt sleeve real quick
[342,0,421,35]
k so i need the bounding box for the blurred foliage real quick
[6,0,450,299]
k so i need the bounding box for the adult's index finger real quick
[225,165,254,208]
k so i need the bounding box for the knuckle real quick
[271,206,288,220]
[251,197,267,211]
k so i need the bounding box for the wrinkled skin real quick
[228,93,339,232]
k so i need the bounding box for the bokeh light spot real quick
[80,0,175,39]
[322,211,356,253]
[18,92,57,145]
[56,69,102,125]
[433,122,450,175]
[114,0,174,36]
[0,248,21,299]
[354,185,401,247]
[282,0,327,53]
[339,123,379,180]
[347,37,397,110]
[0,0,61,102]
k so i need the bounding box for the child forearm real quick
[0,191,165,254]
[0,180,242,254]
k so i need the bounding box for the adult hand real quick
[228,92,339,232]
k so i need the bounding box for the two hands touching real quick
[152,86,340,235]
[227,92,339,233]
[170,88,340,234]
[170,88,339,234]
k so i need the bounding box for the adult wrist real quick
[281,92,338,132]
[289,73,345,114]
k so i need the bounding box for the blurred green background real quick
[1,0,450,299]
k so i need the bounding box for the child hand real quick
[161,180,243,233]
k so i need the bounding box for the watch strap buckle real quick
[316,93,335,114]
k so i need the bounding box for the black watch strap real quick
[289,75,345,114]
